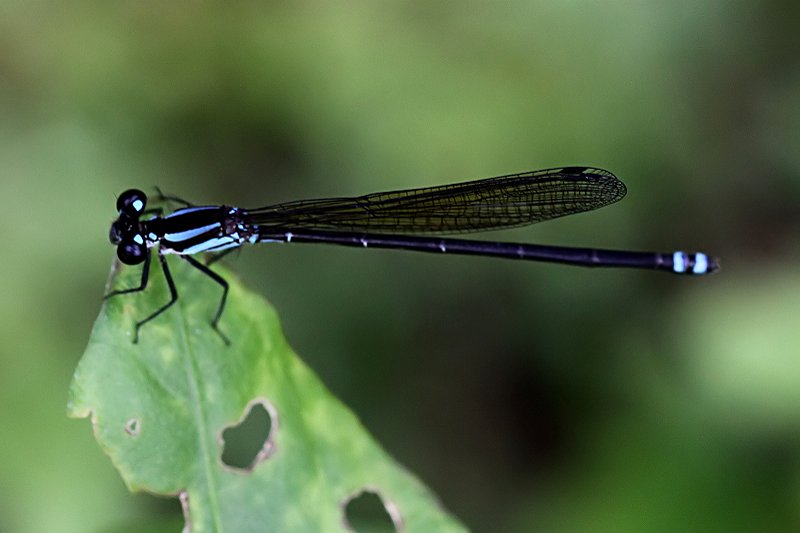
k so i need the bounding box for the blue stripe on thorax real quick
[164,223,221,242]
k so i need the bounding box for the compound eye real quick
[117,189,147,217]
[117,240,147,265]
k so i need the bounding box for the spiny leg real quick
[205,247,239,266]
[104,249,152,299]
[154,186,194,209]
[183,255,230,345]
[132,253,178,344]
[141,206,164,217]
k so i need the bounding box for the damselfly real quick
[106,166,718,343]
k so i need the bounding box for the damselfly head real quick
[111,190,148,264]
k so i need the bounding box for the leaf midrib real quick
[173,257,224,532]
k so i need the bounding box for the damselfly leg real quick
[104,249,152,301]
[130,253,178,344]
[183,256,230,345]
[105,251,230,344]
[154,186,194,209]
[205,248,240,266]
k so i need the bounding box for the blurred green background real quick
[2,1,799,531]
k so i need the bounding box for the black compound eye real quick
[117,240,147,265]
[117,189,148,217]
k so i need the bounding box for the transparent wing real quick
[247,166,626,235]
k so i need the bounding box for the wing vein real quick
[247,167,626,235]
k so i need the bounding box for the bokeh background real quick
[2,1,799,531]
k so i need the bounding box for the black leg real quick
[205,247,239,266]
[131,253,179,344]
[104,249,152,299]
[183,255,230,345]
[154,186,194,209]
[141,206,164,217]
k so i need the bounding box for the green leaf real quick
[68,257,466,532]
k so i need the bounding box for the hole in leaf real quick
[343,489,401,533]
[125,418,140,436]
[220,399,275,470]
